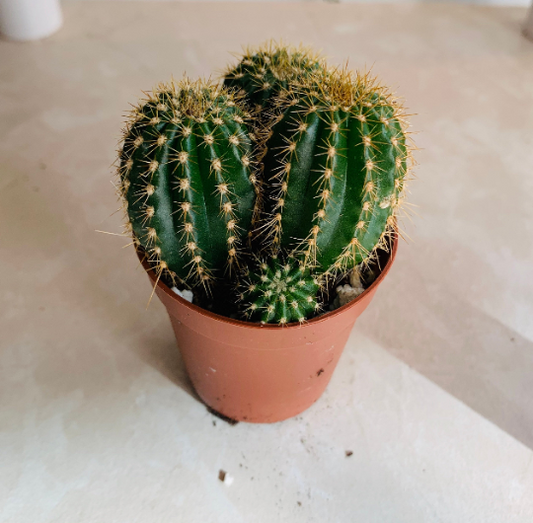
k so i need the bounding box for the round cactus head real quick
[117,77,258,290]
[257,68,413,277]
[223,41,327,112]
[240,256,320,325]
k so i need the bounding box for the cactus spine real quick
[240,257,320,324]
[118,78,257,289]
[258,69,410,276]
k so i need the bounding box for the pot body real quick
[141,236,397,423]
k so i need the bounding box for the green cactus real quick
[116,51,413,325]
[257,69,410,276]
[223,42,329,256]
[117,78,258,289]
[240,256,320,325]
[223,42,326,112]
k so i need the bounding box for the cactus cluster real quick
[117,43,413,325]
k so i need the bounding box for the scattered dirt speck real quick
[207,406,239,425]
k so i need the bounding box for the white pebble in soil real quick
[171,287,194,303]
[330,269,365,310]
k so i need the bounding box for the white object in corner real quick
[0,0,63,41]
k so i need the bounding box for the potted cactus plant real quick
[115,43,413,423]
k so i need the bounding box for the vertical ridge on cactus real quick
[257,68,412,276]
[117,78,257,290]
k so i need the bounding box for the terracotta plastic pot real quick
[138,233,398,423]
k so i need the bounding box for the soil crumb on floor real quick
[208,406,239,425]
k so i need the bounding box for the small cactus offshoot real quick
[240,257,320,325]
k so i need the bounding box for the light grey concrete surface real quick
[1,2,533,521]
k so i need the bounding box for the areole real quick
[137,231,398,423]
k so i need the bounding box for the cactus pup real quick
[239,256,320,324]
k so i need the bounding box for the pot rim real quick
[137,230,398,330]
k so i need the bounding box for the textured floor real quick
[1,2,533,522]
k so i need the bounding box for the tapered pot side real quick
[138,233,398,423]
